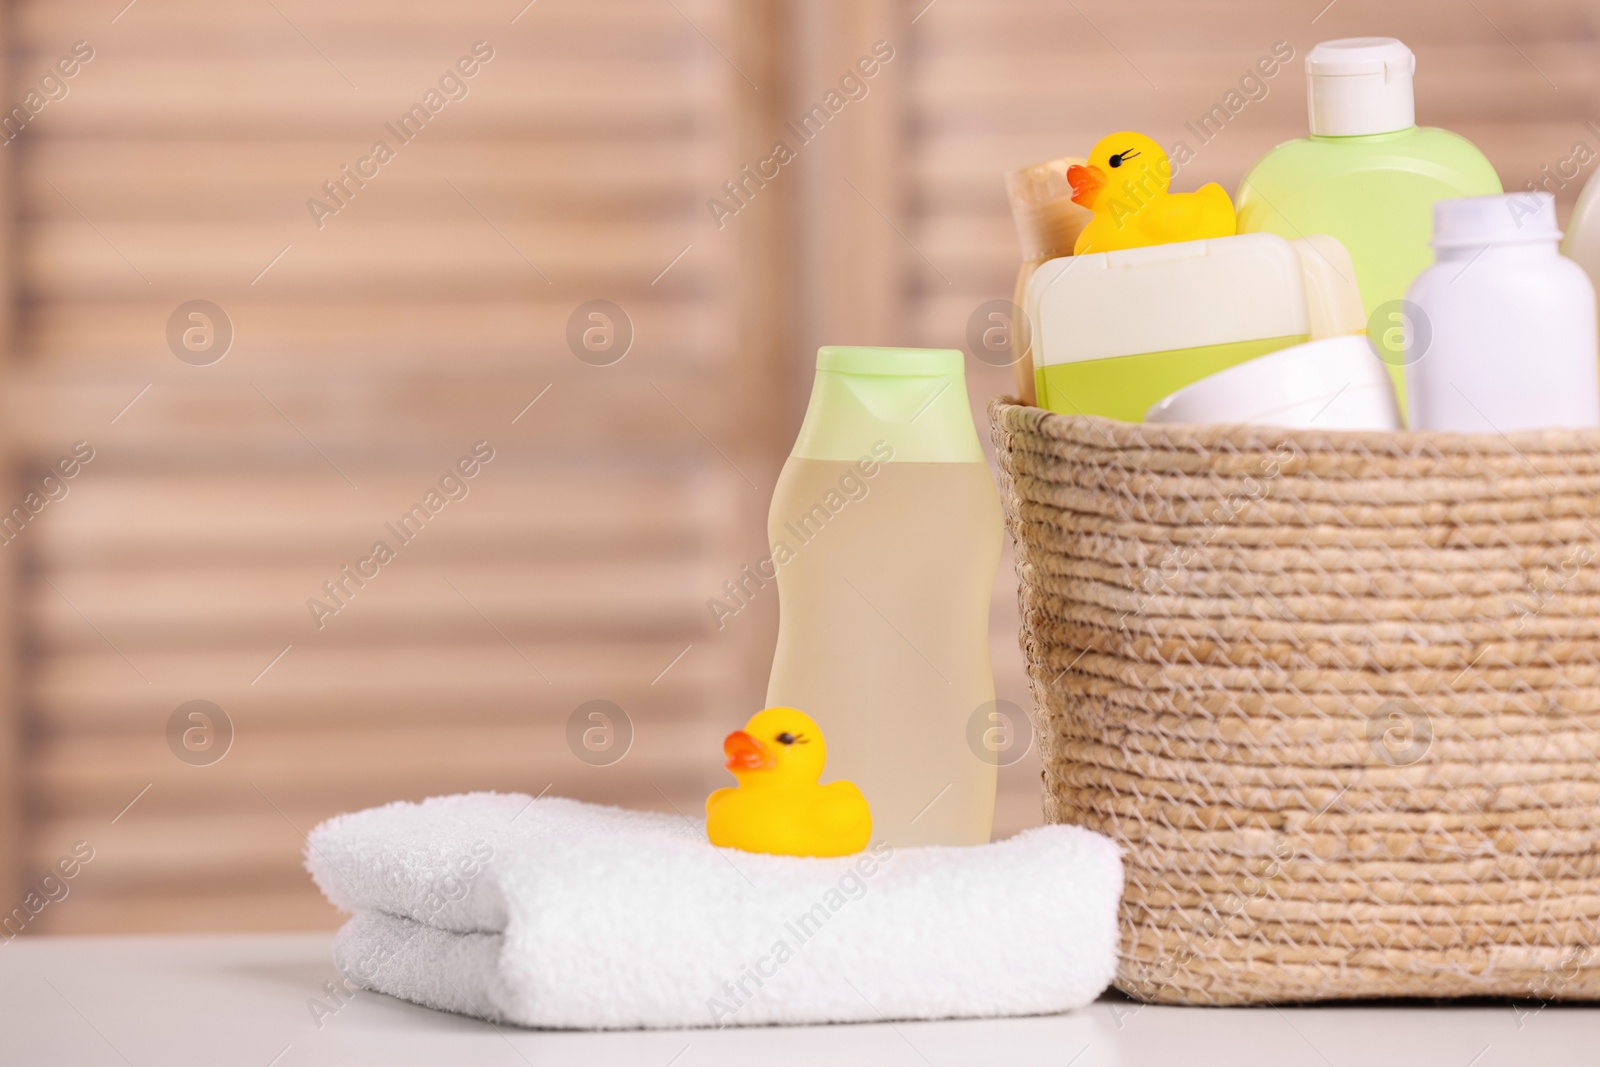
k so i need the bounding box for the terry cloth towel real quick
[306,793,1123,1030]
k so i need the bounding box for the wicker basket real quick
[990,399,1600,1004]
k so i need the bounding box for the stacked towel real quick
[306,792,1123,1030]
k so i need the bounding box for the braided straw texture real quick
[990,400,1600,1004]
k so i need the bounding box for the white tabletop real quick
[1,933,1595,1066]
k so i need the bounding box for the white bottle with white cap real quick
[1236,37,1502,417]
[1406,193,1599,433]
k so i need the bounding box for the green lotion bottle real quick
[1235,37,1501,412]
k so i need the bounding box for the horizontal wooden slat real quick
[30,560,716,650]
[21,218,720,295]
[910,121,1595,203]
[13,59,723,133]
[911,0,1595,51]
[28,471,720,561]
[3,371,771,462]
[30,485,721,557]
[21,141,711,222]
[911,66,1585,132]
[20,297,730,362]
[29,641,734,734]
[17,0,718,42]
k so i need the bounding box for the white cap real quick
[1145,336,1401,431]
[1306,37,1416,137]
[1432,192,1561,249]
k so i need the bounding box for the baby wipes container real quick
[1027,232,1364,421]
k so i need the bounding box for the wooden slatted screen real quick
[10,0,788,931]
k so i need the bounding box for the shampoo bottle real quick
[765,347,1003,847]
[1235,37,1501,411]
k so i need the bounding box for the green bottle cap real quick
[791,346,984,463]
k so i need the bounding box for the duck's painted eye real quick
[776,732,796,745]
[1108,149,1140,168]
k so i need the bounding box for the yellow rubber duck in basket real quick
[1068,130,1236,254]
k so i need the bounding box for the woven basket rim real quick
[989,397,1600,458]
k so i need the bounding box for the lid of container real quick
[793,346,982,463]
[1145,334,1400,429]
[1433,192,1561,248]
[1305,37,1416,137]
[816,345,962,376]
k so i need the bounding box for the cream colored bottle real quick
[765,346,1003,847]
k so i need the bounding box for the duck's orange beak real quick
[723,730,773,771]
[1067,164,1106,208]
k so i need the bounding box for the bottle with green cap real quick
[765,346,1003,847]
[1235,36,1502,412]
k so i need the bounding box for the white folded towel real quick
[306,792,1123,1030]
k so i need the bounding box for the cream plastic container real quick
[1146,335,1401,430]
[1027,232,1365,421]
[1406,193,1599,433]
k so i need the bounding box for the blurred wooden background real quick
[1,0,1595,932]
